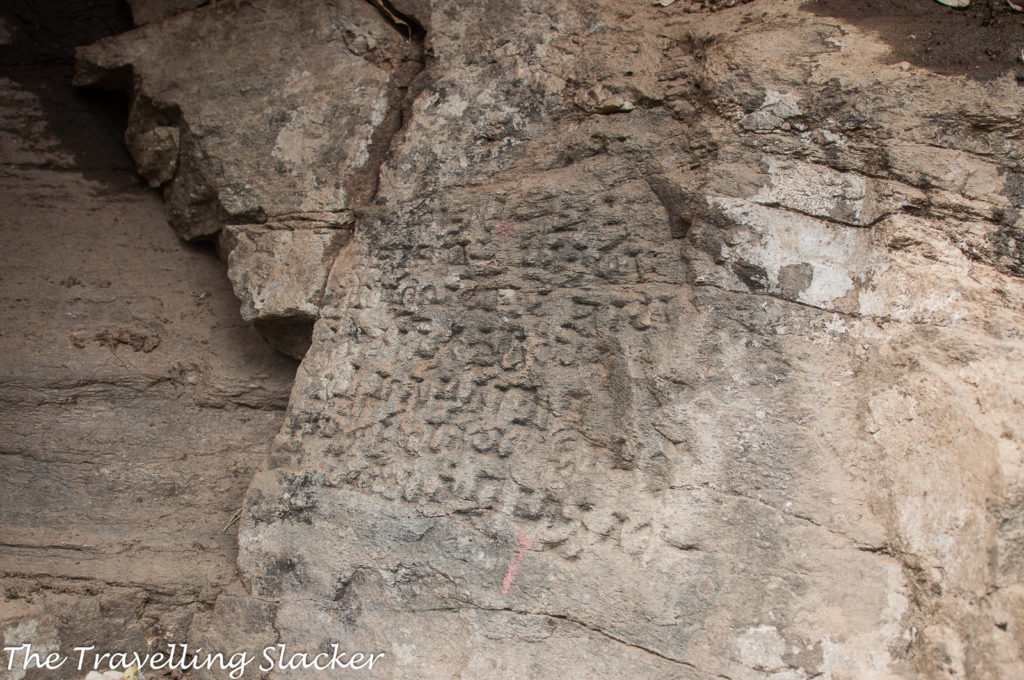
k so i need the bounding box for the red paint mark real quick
[494,220,515,239]
[501,530,532,595]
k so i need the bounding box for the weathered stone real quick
[165,1,1024,676]
[223,2,1024,675]
[224,226,351,323]
[9,0,1023,677]
[74,0,420,238]
[0,69,295,672]
[124,123,178,187]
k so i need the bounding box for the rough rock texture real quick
[74,0,419,233]
[223,227,351,325]
[17,0,1024,678]
[0,7,296,674]
[74,0,423,357]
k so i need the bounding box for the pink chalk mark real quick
[495,219,515,239]
[500,530,532,595]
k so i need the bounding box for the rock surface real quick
[0,6,296,675]
[73,0,423,355]
[6,0,1024,678]
[75,0,419,233]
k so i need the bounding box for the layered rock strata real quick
[64,0,1024,677]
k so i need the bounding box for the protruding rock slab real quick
[75,0,418,239]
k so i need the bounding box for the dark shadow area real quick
[368,0,427,41]
[254,318,316,361]
[1,0,133,64]
[806,0,1024,81]
[1,0,138,184]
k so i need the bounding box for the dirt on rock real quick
[808,0,1024,80]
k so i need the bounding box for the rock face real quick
[31,0,1024,677]
[73,0,423,360]
[0,57,296,679]
[75,0,420,233]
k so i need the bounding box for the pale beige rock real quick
[224,226,351,322]
[217,1,1024,676]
